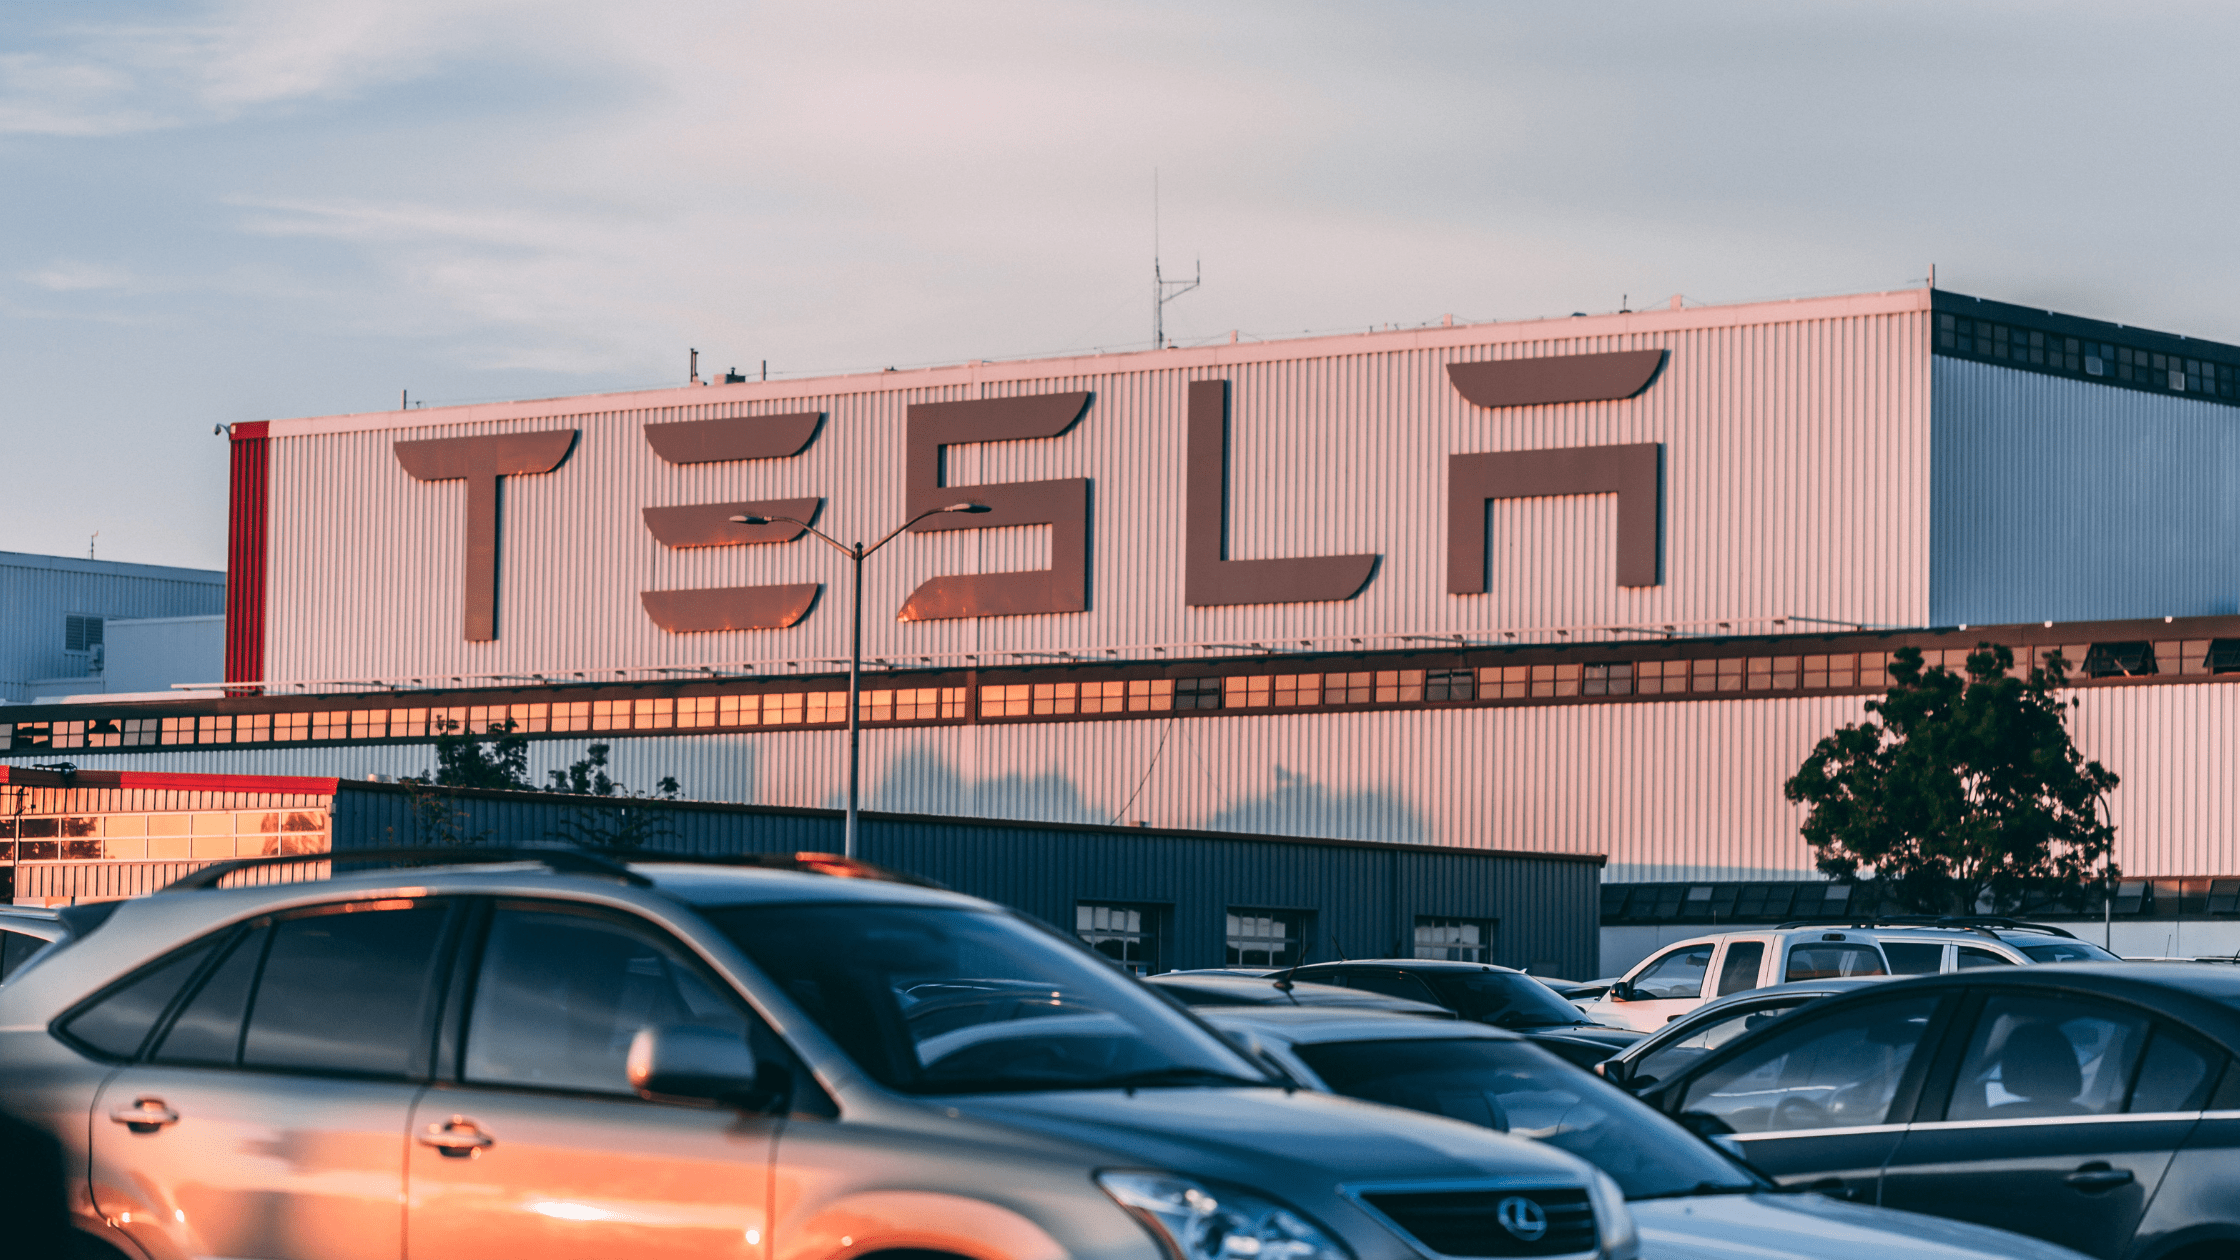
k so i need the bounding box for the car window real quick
[1680,995,1939,1134]
[241,901,452,1078]
[464,903,756,1095]
[1883,943,1943,975]
[704,902,1264,1096]
[1714,942,1766,996]
[2018,940,2119,963]
[1631,1000,1806,1086]
[60,938,220,1059]
[1946,995,2147,1121]
[1784,942,1886,982]
[153,926,268,1066]
[1296,1037,1753,1200]
[1422,970,1593,1028]
[2128,1027,2220,1113]
[1633,945,1714,999]
[1956,946,2015,969]
[1347,969,1440,1004]
[0,929,50,981]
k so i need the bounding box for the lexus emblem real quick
[1495,1195,1549,1242]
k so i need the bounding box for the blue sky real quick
[7,1,2238,570]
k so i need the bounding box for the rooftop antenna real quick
[1152,171,1200,350]
[88,531,97,560]
[689,348,700,385]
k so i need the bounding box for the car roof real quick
[1198,1006,1524,1044]
[1293,958,1535,975]
[1772,963,2240,1051]
[1145,973,1451,1013]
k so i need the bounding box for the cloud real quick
[23,261,135,292]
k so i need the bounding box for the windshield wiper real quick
[1629,1181,1763,1201]
[1073,1066,1275,1091]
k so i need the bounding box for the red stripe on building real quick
[0,766,340,795]
[224,421,272,689]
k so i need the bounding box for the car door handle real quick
[109,1097,179,1132]
[417,1115,495,1158]
[2064,1164,2134,1192]
[1803,1176,1857,1201]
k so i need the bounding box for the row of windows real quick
[3,810,329,864]
[1076,902,1493,974]
[1603,875,2240,924]
[1938,312,2240,401]
[6,640,2231,753]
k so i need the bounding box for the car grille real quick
[1360,1187,1598,1257]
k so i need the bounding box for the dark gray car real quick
[1631,964,2240,1260]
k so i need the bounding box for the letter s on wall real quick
[899,392,1092,621]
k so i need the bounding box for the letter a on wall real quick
[393,431,578,641]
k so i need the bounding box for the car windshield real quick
[2019,940,2119,963]
[1295,1037,1756,1200]
[1425,971,1597,1028]
[703,902,1271,1095]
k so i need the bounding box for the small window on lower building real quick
[1424,669,1474,702]
[1414,916,1493,962]
[1174,678,1223,710]
[1077,903,1164,975]
[2084,641,2157,678]
[1226,909,1309,968]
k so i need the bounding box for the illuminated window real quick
[1272,673,1322,706]
[1226,909,1309,968]
[1126,679,1174,711]
[1414,916,1494,963]
[1078,903,1164,975]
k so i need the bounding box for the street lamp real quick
[729,501,988,859]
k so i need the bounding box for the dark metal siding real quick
[328,785,1601,978]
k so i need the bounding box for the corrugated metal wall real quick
[1931,357,2240,624]
[28,675,2237,886]
[261,291,1934,683]
[0,553,226,702]
[325,786,1601,978]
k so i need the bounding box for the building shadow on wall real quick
[841,749,1104,824]
[1204,765,1429,844]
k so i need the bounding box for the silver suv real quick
[0,849,1639,1260]
[1580,919,2117,1032]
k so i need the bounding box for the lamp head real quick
[727,514,771,526]
[944,502,991,514]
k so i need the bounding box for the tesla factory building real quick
[10,285,2240,968]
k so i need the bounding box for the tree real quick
[1783,644,2119,916]
[400,723,682,851]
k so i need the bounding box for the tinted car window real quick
[2128,1027,2219,1113]
[0,929,49,980]
[1785,942,1886,982]
[465,904,753,1095]
[61,938,217,1059]
[2018,940,2119,963]
[1883,943,1943,975]
[1296,1037,1752,1200]
[1631,1000,1806,1087]
[241,902,450,1078]
[1680,995,1938,1133]
[705,903,1263,1095]
[1633,945,1713,999]
[1946,995,2147,1121]
[1956,946,2015,969]
[1715,942,1766,996]
[154,926,268,1066]
[1348,969,1440,1004]
[1420,971,1590,1028]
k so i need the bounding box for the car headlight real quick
[1097,1171,1352,1260]
[1586,1169,1638,1260]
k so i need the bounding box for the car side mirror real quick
[627,1026,779,1110]
[1598,1058,1629,1085]
[1608,981,1633,1002]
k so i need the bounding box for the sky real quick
[7,1,2240,572]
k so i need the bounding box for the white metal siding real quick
[260,291,1935,683]
[1931,357,2240,625]
[0,553,226,702]
[22,678,2234,883]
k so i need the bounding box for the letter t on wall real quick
[393,431,577,641]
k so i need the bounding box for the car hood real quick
[1630,1193,2088,1260]
[952,1086,1592,1188]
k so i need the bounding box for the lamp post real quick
[729,501,988,859]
